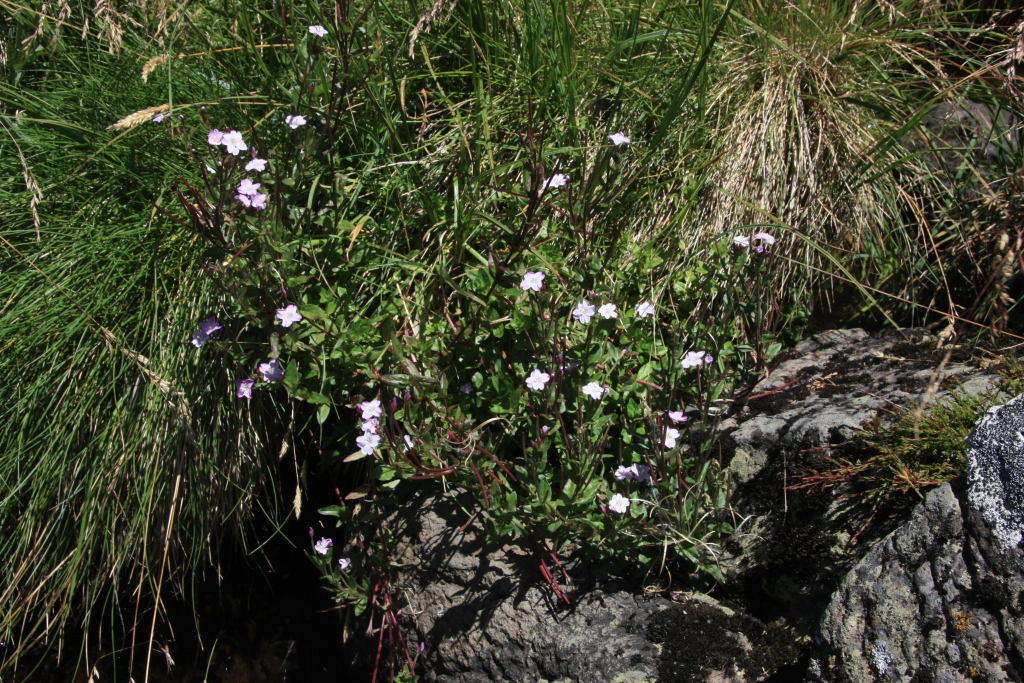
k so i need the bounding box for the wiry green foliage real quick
[0,14,282,671]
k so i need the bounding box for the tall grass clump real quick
[699,0,1023,335]
[0,6,282,674]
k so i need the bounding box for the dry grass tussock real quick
[698,1,940,302]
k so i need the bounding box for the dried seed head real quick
[141,54,170,82]
[107,103,170,131]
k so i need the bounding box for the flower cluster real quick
[191,315,222,348]
[734,232,776,253]
[355,399,382,455]
[236,177,268,210]
[614,463,651,483]
[207,129,247,156]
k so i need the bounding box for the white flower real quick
[668,410,687,423]
[285,114,307,129]
[152,113,169,123]
[205,164,216,174]
[664,427,680,449]
[308,24,328,37]
[356,432,380,455]
[338,557,351,570]
[526,368,551,391]
[608,493,630,514]
[541,173,568,191]
[222,130,247,156]
[681,350,707,369]
[361,418,378,433]
[520,271,545,291]
[754,232,776,245]
[314,538,333,555]
[245,157,268,172]
[403,435,414,452]
[359,399,383,420]
[598,303,618,319]
[733,235,750,248]
[582,381,607,400]
[572,299,596,324]
[607,132,631,146]
[634,301,655,318]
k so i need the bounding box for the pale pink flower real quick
[608,493,630,514]
[237,178,261,196]
[245,157,268,172]
[541,174,568,191]
[754,232,776,245]
[614,465,634,481]
[681,350,707,369]
[285,114,307,129]
[526,369,550,391]
[355,432,380,455]
[634,301,655,318]
[207,129,225,145]
[607,132,631,146]
[359,399,382,420]
[236,378,255,399]
[338,558,351,570]
[276,304,303,327]
[236,193,253,207]
[222,130,247,155]
[572,299,596,324]
[582,381,607,400]
[308,24,328,37]
[668,410,687,423]
[733,235,750,248]
[258,359,284,382]
[250,192,268,210]
[520,271,545,291]
[314,538,333,555]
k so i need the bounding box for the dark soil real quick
[647,600,803,682]
[9,527,345,683]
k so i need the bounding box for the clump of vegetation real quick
[0,0,1021,679]
[788,356,1024,531]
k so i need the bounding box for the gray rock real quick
[967,394,1024,549]
[344,493,666,683]
[807,393,1024,682]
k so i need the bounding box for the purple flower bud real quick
[391,397,398,411]
[309,527,315,537]
[541,425,549,434]
[704,355,713,365]
[418,642,425,653]
[405,390,412,402]
[309,82,316,93]
[178,114,184,120]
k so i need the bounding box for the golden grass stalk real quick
[141,54,170,82]
[106,103,169,131]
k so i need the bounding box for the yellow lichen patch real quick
[955,613,970,630]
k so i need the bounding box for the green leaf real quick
[317,404,330,424]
